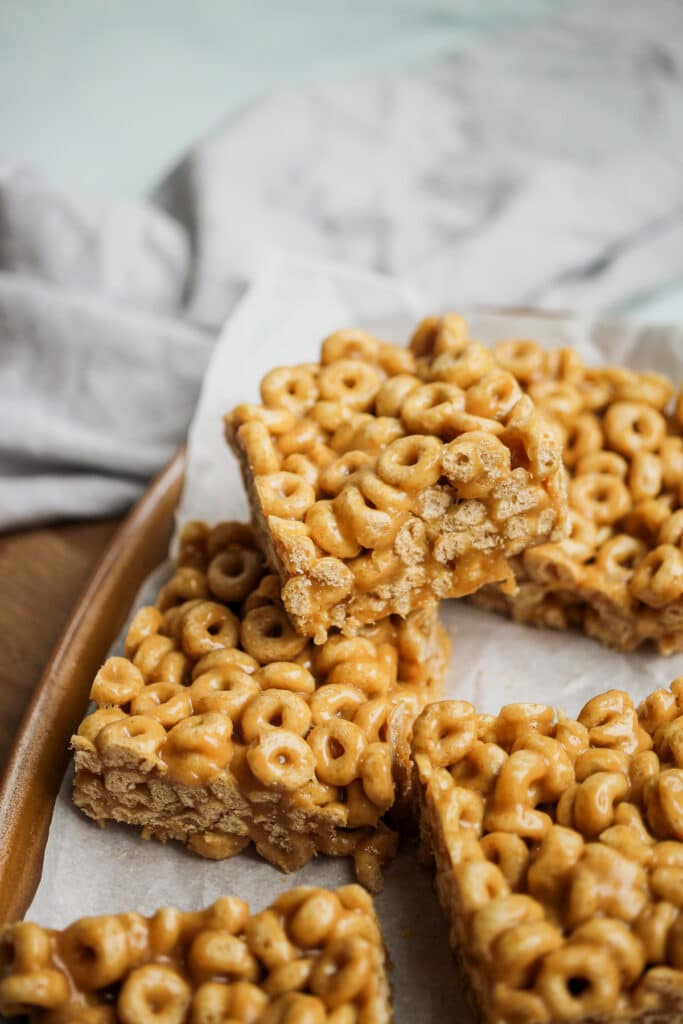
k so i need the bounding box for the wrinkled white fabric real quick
[2,0,682,530]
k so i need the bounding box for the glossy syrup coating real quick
[413,681,683,1023]
[0,885,392,1023]
[72,521,449,891]
[225,315,568,643]
[474,336,683,653]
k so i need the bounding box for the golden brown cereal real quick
[226,316,568,642]
[474,334,683,653]
[72,522,449,891]
[0,888,391,1023]
[413,681,683,1024]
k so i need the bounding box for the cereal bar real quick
[412,683,683,1023]
[225,316,568,643]
[72,521,449,891]
[0,885,392,1022]
[473,334,683,653]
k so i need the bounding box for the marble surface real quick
[1,0,682,324]
[0,0,563,195]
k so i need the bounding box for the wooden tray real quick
[0,450,185,923]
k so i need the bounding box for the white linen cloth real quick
[1,0,682,530]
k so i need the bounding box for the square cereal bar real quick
[413,683,683,1023]
[72,521,449,891]
[225,316,568,642]
[473,334,683,653]
[0,885,391,1022]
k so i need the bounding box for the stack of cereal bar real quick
[474,335,683,653]
[71,313,569,893]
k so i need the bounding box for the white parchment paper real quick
[26,252,683,1023]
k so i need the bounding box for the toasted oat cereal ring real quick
[259,992,326,1024]
[333,485,396,549]
[629,450,663,503]
[192,647,259,678]
[327,659,393,698]
[260,365,318,414]
[237,420,281,476]
[0,934,69,1009]
[427,341,495,390]
[118,963,191,1024]
[659,509,683,548]
[206,522,259,557]
[95,715,167,762]
[59,915,131,990]
[254,662,316,695]
[90,657,145,706]
[309,719,366,786]
[493,338,546,384]
[240,605,308,663]
[124,606,165,658]
[604,401,666,457]
[529,381,583,425]
[352,698,392,743]
[191,981,267,1024]
[207,545,263,604]
[595,534,647,580]
[246,730,315,790]
[188,930,259,984]
[156,567,209,612]
[313,636,376,675]
[480,832,529,890]
[75,706,126,746]
[240,689,311,742]
[376,435,443,490]
[535,944,620,1019]
[466,370,522,422]
[630,545,683,608]
[317,359,382,410]
[413,701,477,767]
[441,431,511,499]
[229,402,295,434]
[493,921,563,989]
[309,935,372,1009]
[305,500,361,560]
[162,713,233,786]
[400,381,465,437]
[310,684,366,725]
[189,666,260,719]
[319,451,374,497]
[283,889,341,948]
[181,601,240,658]
[375,374,420,418]
[570,473,631,526]
[356,470,412,514]
[575,450,628,478]
[321,329,381,365]
[255,472,316,520]
[359,741,394,809]
[133,634,178,681]
[245,910,298,973]
[277,419,325,457]
[130,682,193,728]
[563,412,604,468]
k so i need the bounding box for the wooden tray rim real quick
[0,450,185,923]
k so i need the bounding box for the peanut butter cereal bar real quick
[72,521,449,891]
[413,682,683,1023]
[0,885,391,1023]
[225,316,568,643]
[472,333,683,653]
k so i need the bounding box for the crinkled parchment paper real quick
[27,252,683,1023]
